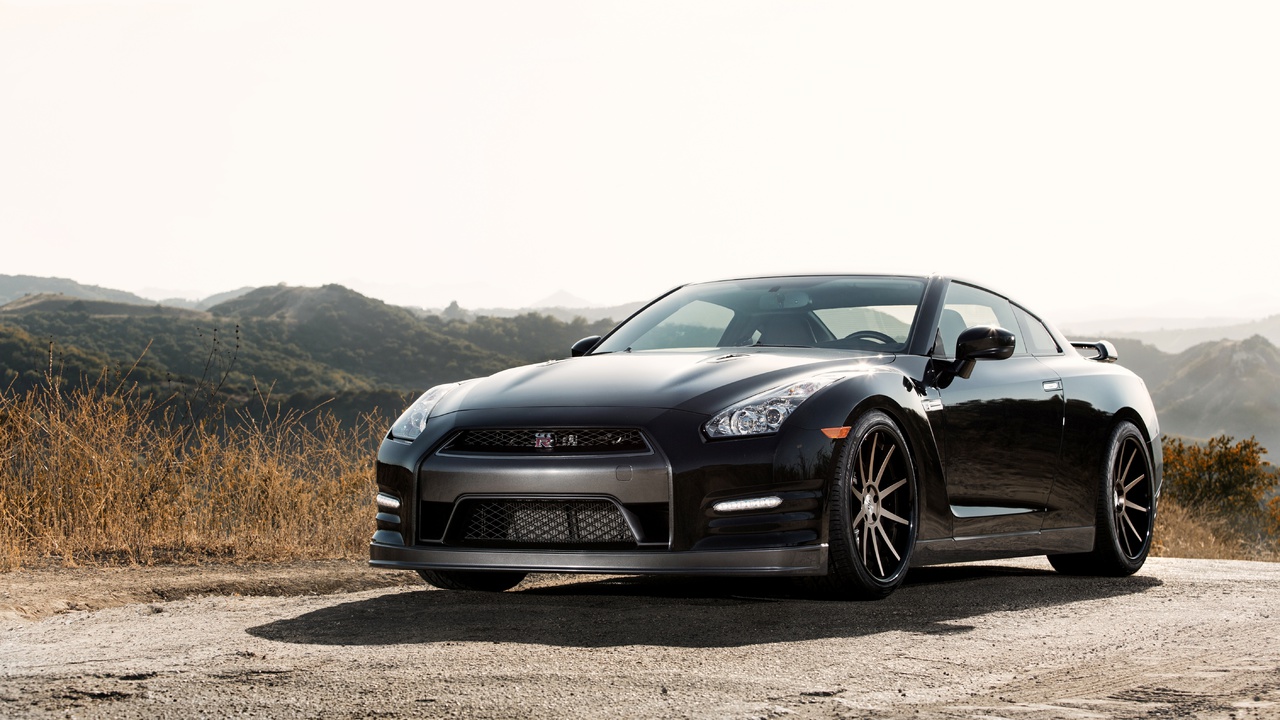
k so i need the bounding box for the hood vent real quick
[704,353,751,364]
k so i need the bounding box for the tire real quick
[417,569,528,592]
[808,410,918,600]
[1048,420,1155,576]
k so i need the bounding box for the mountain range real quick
[0,279,615,424]
[1,274,1277,454]
[1067,316,1280,354]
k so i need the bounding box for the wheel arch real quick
[799,371,948,543]
[1107,406,1163,499]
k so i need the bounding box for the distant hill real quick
[0,274,153,307]
[159,287,255,311]
[414,300,645,324]
[0,282,628,423]
[0,292,373,397]
[1061,316,1252,335]
[208,284,515,389]
[529,290,594,308]
[0,293,209,320]
[1114,335,1280,453]
[1088,314,1280,354]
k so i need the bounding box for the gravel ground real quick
[1,557,1278,718]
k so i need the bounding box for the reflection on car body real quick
[371,275,1160,599]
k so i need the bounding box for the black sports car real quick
[371,275,1160,599]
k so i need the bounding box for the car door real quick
[928,282,1065,535]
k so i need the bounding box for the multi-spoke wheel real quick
[812,410,917,599]
[417,569,527,592]
[1049,420,1155,576]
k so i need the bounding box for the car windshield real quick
[594,276,926,354]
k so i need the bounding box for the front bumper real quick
[372,405,839,575]
[369,536,828,576]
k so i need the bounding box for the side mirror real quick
[570,335,602,357]
[952,325,1016,379]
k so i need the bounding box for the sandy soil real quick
[1,557,1278,719]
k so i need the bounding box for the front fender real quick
[786,365,951,542]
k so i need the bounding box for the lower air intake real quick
[456,500,636,548]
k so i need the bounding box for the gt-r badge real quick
[534,432,555,448]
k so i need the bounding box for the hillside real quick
[1114,335,1280,453]
[0,324,159,390]
[0,274,153,307]
[208,284,517,390]
[0,283,620,425]
[160,287,256,311]
[1151,336,1280,450]
[0,294,208,320]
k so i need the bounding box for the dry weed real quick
[0,376,379,571]
[1152,497,1277,561]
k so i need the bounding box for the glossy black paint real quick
[371,274,1161,578]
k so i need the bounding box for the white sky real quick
[2,1,1277,322]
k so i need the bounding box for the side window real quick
[1013,305,1062,356]
[936,282,1026,358]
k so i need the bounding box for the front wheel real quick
[1048,420,1155,576]
[809,410,918,600]
[417,569,528,592]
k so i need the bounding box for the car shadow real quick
[246,564,1162,649]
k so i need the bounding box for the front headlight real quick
[389,383,463,440]
[705,373,846,438]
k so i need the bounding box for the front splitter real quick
[369,541,828,577]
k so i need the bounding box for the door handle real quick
[1042,380,1063,392]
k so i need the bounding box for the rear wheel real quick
[1048,420,1155,576]
[810,410,918,600]
[417,569,528,592]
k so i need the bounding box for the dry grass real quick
[1152,498,1278,561]
[0,376,379,571]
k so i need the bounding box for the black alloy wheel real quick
[813,410,918,599]
[417,569,528,592]
[1049,420,1155,576]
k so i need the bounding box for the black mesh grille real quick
[454,500,636,547]
[443,429,648,454]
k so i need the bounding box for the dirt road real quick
[2,557,1278,718]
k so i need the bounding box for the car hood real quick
[437,348,895,417]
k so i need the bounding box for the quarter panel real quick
[1036,354,1162,530]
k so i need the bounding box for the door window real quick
[936,283,1026,358]
[1013,305,1063,356]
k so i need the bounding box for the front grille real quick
[452,499,636,547]
[442,428,648,455]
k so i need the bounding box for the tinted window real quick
[1014,305,1062,355]
[628,300,734,350]
[594,276,925,353]
[935,282,1026,358]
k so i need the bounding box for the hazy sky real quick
[2,1,1277,322]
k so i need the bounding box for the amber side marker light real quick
[821,427,851,439]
